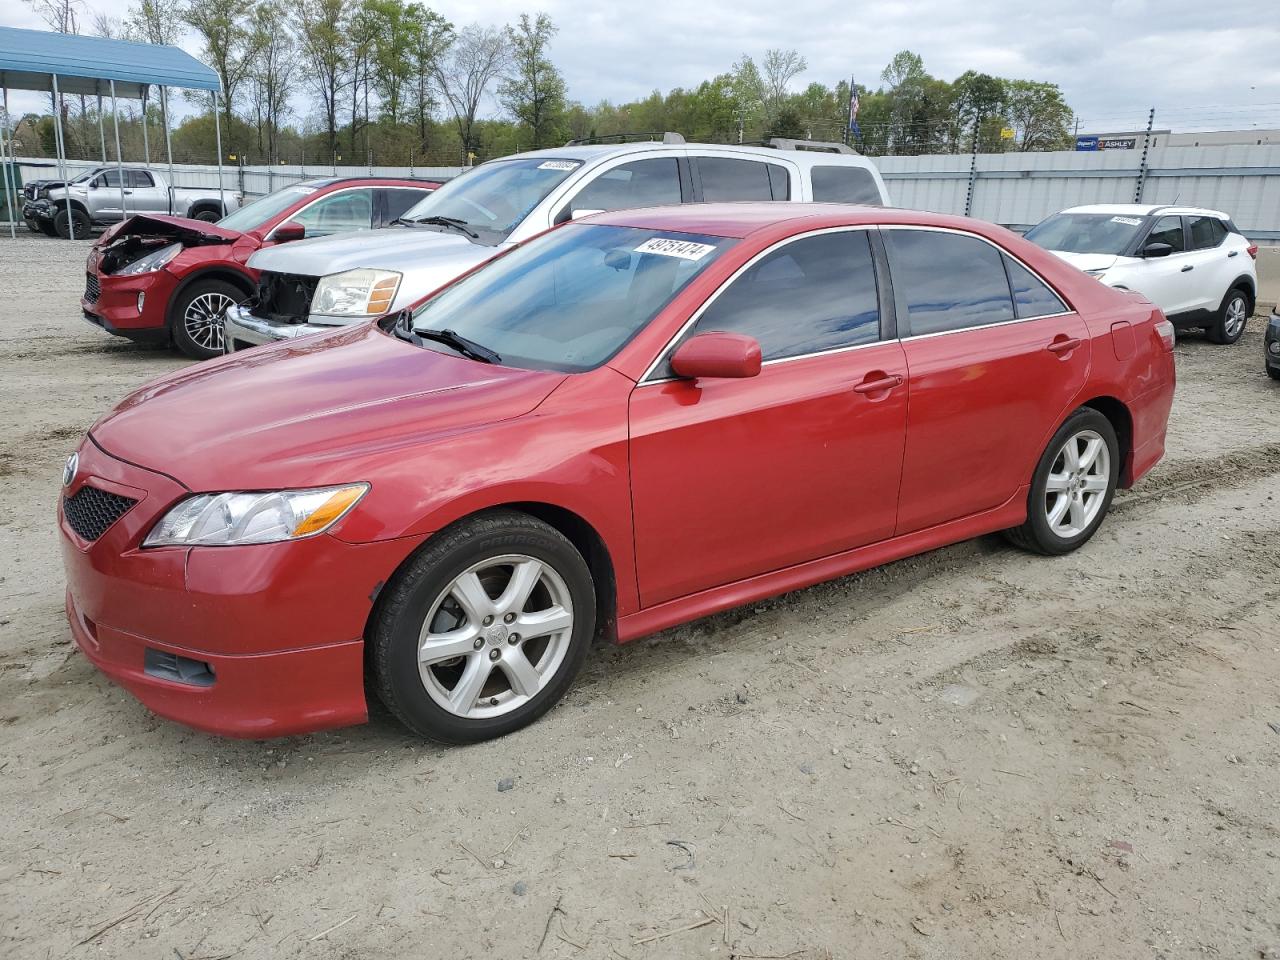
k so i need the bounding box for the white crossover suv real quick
[1025,204,1258,344]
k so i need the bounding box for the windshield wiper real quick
[414,327,501,364]
[398,215,479,239]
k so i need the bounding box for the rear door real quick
[1185,214,1236,310]
[691,153,794,202]
[628,228,908,607]
[126,170,170,214]
[887,227,1091,534]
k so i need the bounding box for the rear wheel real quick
[1005,408,1119,556]
[170,278,241,359]
[372,510,595,743]
[53,207,91,239]
[192,209,220,223]
[1267,364,1280,382]
[1208,288,1251,345]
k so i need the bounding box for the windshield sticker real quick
[634,238,717,261]
[1110,216,1142,225]
[537,160,577,171]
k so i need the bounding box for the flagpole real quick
[845,74,858,148]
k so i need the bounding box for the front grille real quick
[256,271,320,325]
[63,485,137,541]
[84,272,100,303]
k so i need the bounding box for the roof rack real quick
[761,137,859,155]
[564,131,686,146]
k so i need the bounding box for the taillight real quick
[1155,318,1176,352]
[1246,244,1258,260]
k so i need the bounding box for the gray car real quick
[224,135,890,352]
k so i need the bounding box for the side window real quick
[128,170,155,188]
[887,230,1015,336]
[1003,255,1067,319]
[810,166,883,205]
[697,157,775,201]
[567,158,681,217]
[98,170,123,188]
[1188,215,1227,250]
[766,164,790,200]
[690,231,880,362]
[383,188,429,224]
[1148,216,1185,252]
[290,189,375,236]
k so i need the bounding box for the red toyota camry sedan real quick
[59,203,1176,743]
[81,177,439,360]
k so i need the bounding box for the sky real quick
[4,0,1279,134]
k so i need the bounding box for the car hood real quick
[1049,251,1120,273]
[247,225,501,277]
[103,214,242,246]
[90,324,565,491]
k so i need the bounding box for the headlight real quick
[312,268,402,317]
[118,242,183,276]
[143,483,369,547]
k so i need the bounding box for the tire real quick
[192,209,220,223]
[1267,365,1280,382]
[35,220,58,237]
[1005,408,1120,556]
[169,278,242,359]
[1207,287,1251,345]
[53,207,91,239]
[372,510,596,744]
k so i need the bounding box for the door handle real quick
[1046,337,1082,355]
[1180,264,1193,272]
[1228,250,1239,258]
[852,373,903,395]
[122,190,133,195]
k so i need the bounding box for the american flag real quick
[848,80,861,139]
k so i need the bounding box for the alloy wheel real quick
[184,292,235,352]
[1043,428,1111,539]
[1224,295,1247,340]
[417,554,574,720]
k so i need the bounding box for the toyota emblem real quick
[62,451,79,487]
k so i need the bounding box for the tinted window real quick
[383,188,429,223]
[691,231,880,362]
[699,157,775,201]
[1148,216,1184,252]
[1188,215,1227,250]
[811,165,882,205]
[568,158,681,216]
[1025,212,1146,256]
[767,164,790,200]
[127,170,155,187]
[291,189,374,235]
[96,170,123,188]
[1004,255,1067,319]
[887,230,1014,336]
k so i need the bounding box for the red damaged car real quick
[81,177,439,359]
[59,203,1175,742]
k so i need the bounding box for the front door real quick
[629,229,908,607]
[1130,215,1201,316]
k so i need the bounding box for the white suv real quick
[1025,204,1258,344]
[224,135,890,351]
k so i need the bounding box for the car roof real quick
[298,176,440,188]
[583,202,1004,240]
[1060,203,1230,219]
[497,141,879,169]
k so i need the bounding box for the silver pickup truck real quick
[224,136,890,351]
[24,166,242,238]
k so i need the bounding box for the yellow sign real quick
[228,154,237,161]
[1000,127,1015,140]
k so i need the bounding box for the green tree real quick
[1005,80,1073,151]
[247,0,296,161]
[498,13,567,150]
[297,0,350,159]
[407,8,453,150]
[183,0,263,145]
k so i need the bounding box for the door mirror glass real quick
[670,332,762,380]
[273,221,306,243]
[1142,241,1174,258]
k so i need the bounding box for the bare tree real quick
[23,0,85,33]
[761,48,806,119]
[434,24,508,164]
[408,8,453,150]
[297,0,350,161]
[184,0,264,135]
[248,0,297,161]
[90,12,124,38]
[125,0,184,46]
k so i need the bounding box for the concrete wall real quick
[1256,246,1279,310]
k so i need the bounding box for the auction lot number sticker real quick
[635,238,717,261]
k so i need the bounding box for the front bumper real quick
[59,436,423,737]
[223,303,352,353]
[80,263,175,340]
[1266,309,1280,374]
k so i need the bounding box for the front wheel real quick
[53,207,91,239]
[1005,408,1119,556]
[1208,288,1251,345]
[372,511,595,743]
[170,278,242,359]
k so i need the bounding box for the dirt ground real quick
[1,231,1278,960]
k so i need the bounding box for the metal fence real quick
[8,143,1280,241]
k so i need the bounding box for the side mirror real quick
[1142,241,1174,258]
[273,221,306,243]
[671,332,762,380]
[571,207,605,221]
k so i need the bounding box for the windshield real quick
[217,184,321,232]
[397,158,582,241]
[1025,213,1148,256]
[406,224,735,372]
